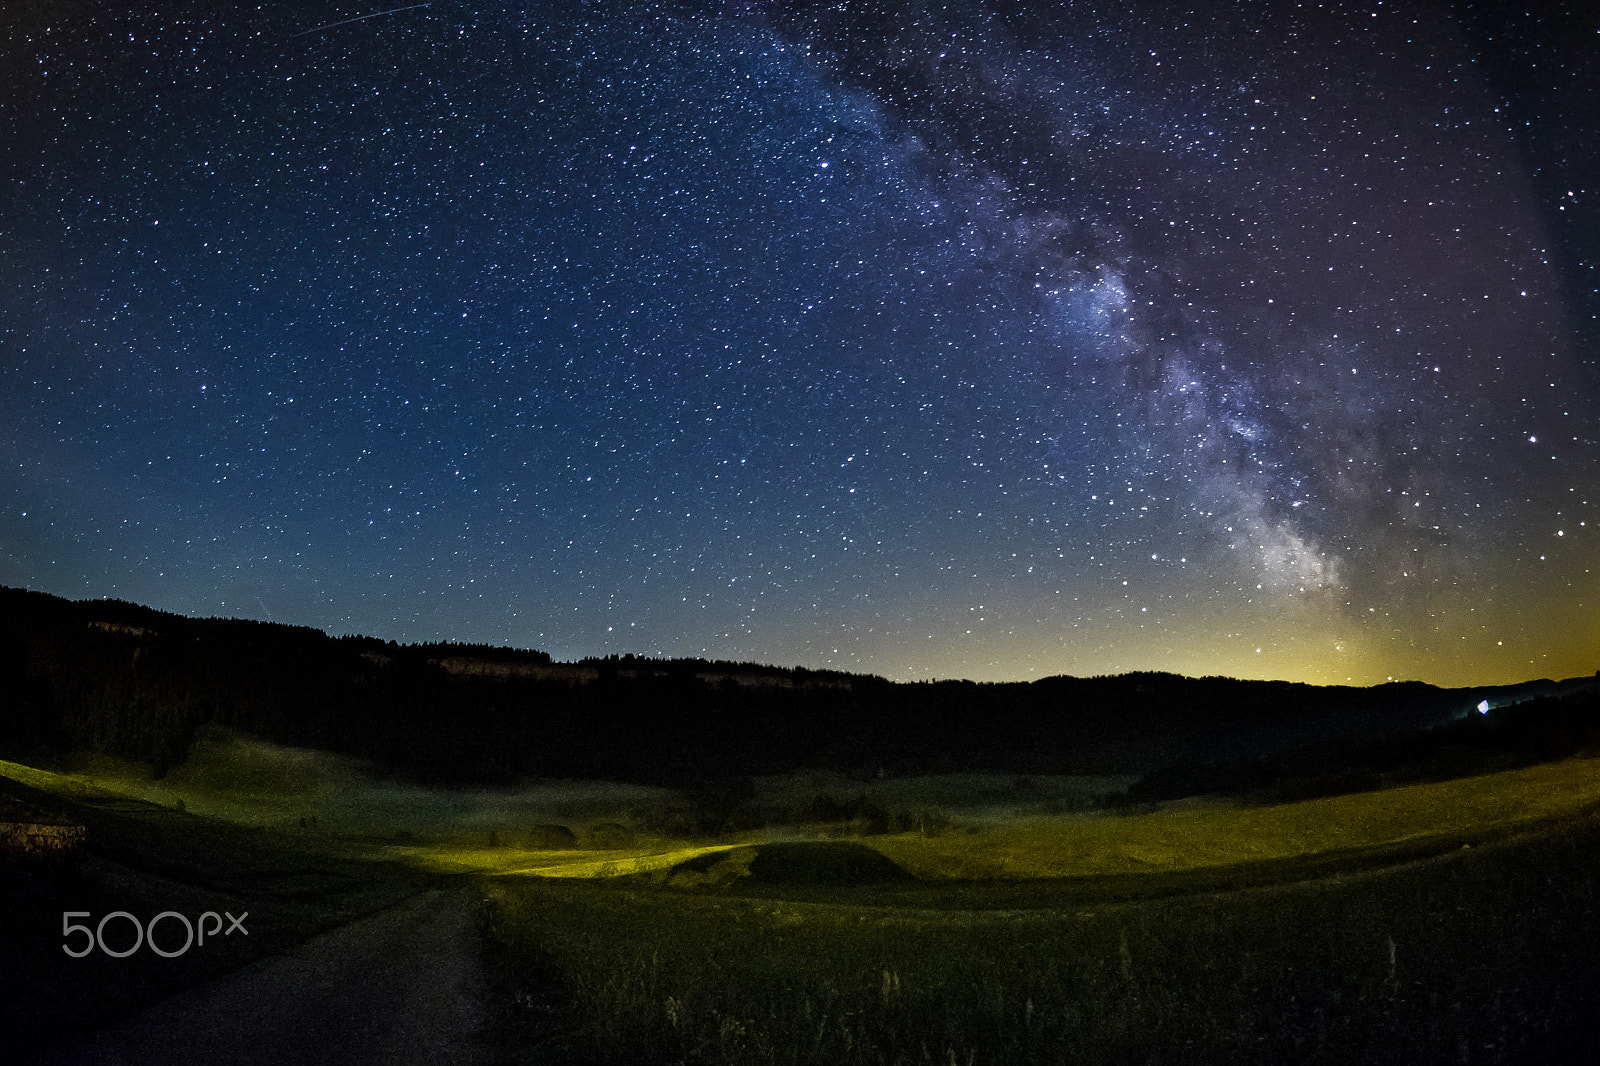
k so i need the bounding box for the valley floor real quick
[6,752,1599,1063]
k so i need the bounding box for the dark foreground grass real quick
[0,771,436,1060]
[481,809,1600,1065]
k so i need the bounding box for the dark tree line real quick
[1126,688,1600,805]
[2,586,1587,791]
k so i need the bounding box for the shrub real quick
[527,823,577,849]
[584,821,636,848]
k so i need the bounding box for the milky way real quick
[2,1,1596,684]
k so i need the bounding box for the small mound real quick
[584,821,636,848]
[660,846,758,887]
[745,842,913,886]
[527,823,577,849]
[660,842,913,888]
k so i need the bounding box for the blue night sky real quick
[3,1,1597,685]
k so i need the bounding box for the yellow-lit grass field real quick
[877,757,1600,880]
[379,756,1600,883]
[7,753,1600,1063]
[467,758,1600,1065]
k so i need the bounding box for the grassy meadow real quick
[472,758,1600,1064]
[6,742,1599,1064]
[0,758,442,1060]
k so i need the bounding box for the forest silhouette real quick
[3,586,1596,800]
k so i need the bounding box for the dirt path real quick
[30,887,493,1066]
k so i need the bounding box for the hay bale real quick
[584,821,636,849]
[527,823,577,849]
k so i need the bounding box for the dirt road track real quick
[30,887,492,1066]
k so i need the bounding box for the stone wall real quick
[0,820,86,859]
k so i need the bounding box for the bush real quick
[584,822,636,849]
[527,824,577,849]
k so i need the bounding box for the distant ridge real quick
[1,586,1595,790]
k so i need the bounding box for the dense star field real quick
[2,1,1596,685]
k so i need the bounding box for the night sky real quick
[3,1,1597,686]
